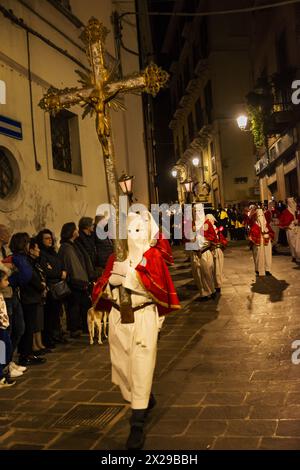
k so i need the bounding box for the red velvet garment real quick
[217,230,228,248]
[155,233,174,265]
[249,222,275,246]
[92,247,181,316]
[264,210,272,224]
[204,219,218,244]
[279,209,295,229]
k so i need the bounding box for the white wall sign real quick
[0,80,6,104]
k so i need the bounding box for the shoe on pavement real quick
[8,365,23,378]
[0,377,16,388]
[265,271,272,276]
[126,425,145,450]
[10,361,27,372]
[19,355,47,366]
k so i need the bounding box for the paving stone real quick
[144,436,213,450]
[1,429,58,446]
[18,389,58,400]
[285,393,300,405]
[213,437,260,450]
[53,390,98,402]
[250,406,283,419]
[226,419,277,436]
[148,420,191,435]
[276,420,300,437]
[77,379,113,391]
[202,392,246,405]
[198,406,250,420]
[47,429,101,450]
[186,419,227,436]
[12,413,60,429]
[48,379,85,390]
[7,443,44,450]
[260,437,300,450]
[245,392,286,406]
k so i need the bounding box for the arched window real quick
[0,147,14,199]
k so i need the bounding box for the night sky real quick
[148,0,179,203]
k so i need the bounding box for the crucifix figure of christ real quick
[39,17,169,321]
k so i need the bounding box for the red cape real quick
[279,209,295,229]
[92,246,181,317]
[204,219,219,244]
[249,222,274,245]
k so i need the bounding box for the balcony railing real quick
[254,128,297,175]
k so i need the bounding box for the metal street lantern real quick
[192,156,200,167]
[183,179,193,193]
[118,173,134,195]
[236,114,248,131]
[171,169,178,178]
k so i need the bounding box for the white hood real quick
[256,208,267,232]
[287,197,297,215]
[127,211,159,267]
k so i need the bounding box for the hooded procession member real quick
[92,211,180,450]
[206,213,228,293]
[249,208,274,276]
[191,207,216,301]
[279,197,298,261]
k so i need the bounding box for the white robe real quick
[213,247,224,288]
[287,224,298,259]
[108,267,160,410]
[252,240,272,275]
[191,249,215,297]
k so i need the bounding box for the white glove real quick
[109,260,129,286]
[112,260,129,276]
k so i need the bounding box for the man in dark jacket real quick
[94,215,114,273]
[76,217,97,277]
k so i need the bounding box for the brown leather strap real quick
[111,301,154,313]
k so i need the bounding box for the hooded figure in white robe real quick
[286,197,298,260]
[250,208,273,276]
[206,213,224,290]
[106,211,162,449]
[191,206,215,300]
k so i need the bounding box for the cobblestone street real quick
[0,242,300,450]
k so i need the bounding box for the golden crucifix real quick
[39,17,169,320]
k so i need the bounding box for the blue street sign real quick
[0,115,22,140]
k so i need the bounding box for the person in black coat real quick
[58,223,91,337]
[18,237,47,366]
[76,217,97,278]
[94,215,114,273]
[37,229,68,348]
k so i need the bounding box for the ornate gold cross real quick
[39,17,169,320]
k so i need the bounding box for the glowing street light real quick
[118,173,134,195]
[171,169,178,178]
[182,179,193,193]
[236,114,248,131]
[192,156,200,167]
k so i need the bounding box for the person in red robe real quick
[206,214,228,292]
[92,211,180,450]
[249,208,274,276]
[191,208,216,301]
[279,197,298,261]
